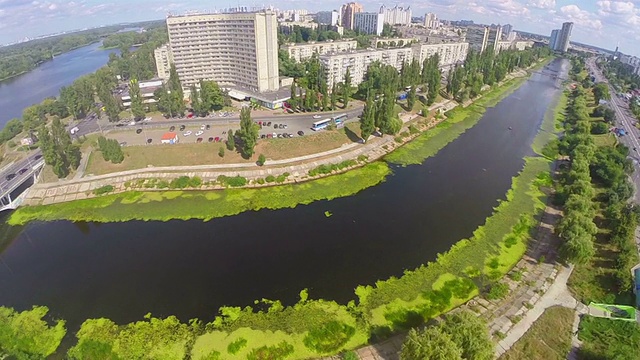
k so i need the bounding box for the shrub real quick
[257,153,266,166]
[508,270,523,281]
[7,140,16,148]
[169,176,190,189]
[357,155,368,162]
[227,337,248,354]
[265,175,276,183]
[408,125,420,134]
[303,321,356,354]
[156,180,169,189]
[342,351,359,360]
[218,147,225,157]
[486,282,509,300]
[246,341,294,360]
[217,175,247,187]
[590,121,608,134]
[394,136,403,143]
[188,176,202,188]
[93,185,114,195]
[256,178,265,185]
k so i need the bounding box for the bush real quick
[265,175,275,183]
[227,337,247,354]
[188,176,202,188]
[590,121,608,134]
[256,178,265,185]
[217,175,247,187]
[156,180,169,189]
[303,321,356,353]
[170,176,190,189]
[246,341,294,360]
[341,351,359,360]
[357,155,368,162]
[218,147,225,157]
[97,136,124,164]
[93,185,114,195]
[408,125,420,134]
[257,153,266,166]
[508,270,523,281]
[486,282,509,300]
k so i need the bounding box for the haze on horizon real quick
[0,0,638,56]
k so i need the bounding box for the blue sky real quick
[0,0,639,56]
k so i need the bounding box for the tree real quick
[97,136,124,164]
[200,80,224,112]
[257,153,266,166]
[226,129,235,151]
[407,85,417,110]
[330,82,338,110]
[593,82,610,104]
[360,92,376,141]
[129,79,145,120]
[218,146,225,157]
[237,108,259,157]
[401,327,462,360]
[39,118,81,178]
[439,311,494,360]
[343,68,352,108]
[289,82,298,111]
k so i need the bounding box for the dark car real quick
[261,134,266,139]
[5,174,16,181]
[267,122,272,126]
[205,124,211,130]
[297,130,304,136]
[136,128,143,134]
[197,137,203,143]
[146,138,152,144]
[278,124,285,129]
[179,125,186,131]
[273,124,278,129]
[34,155,43,160]
[18,168,28,175]
[169,126,175,132]
[208,137,214,143]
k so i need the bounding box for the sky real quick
[0,0,639,56]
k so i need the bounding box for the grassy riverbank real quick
[385,75,528,166]
[8,162,390,225]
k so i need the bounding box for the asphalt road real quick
[587,57,640,203]
[0,153,43,197]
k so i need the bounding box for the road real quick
[587,57,640,203]
[0,106,366,185]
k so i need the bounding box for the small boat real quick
[508,126,513,130]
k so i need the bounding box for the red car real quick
[214,136,220,142]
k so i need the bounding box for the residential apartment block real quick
[316,10,340,26]
[354,12,384,35]
[340,2,363,30]
[154,44,173,80]
[281,40,358,62]
[379,5,411,25]
[166,10,279,93]
[424,12,439,29]
[320,41,469,88]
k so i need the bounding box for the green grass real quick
[533,89,568,155]
[578,316,640,359]
[9,162,390,224]
[499,306,574,360]
[591,133,617,148]
[386,76,528,166]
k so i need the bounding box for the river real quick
[0,59,568,332]
[0,42,117,128]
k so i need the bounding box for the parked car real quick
[147,138,153,144]
[184,131,192,136]
[205,124,211,130]
[119,142,127,146]
[136,129,142,134]
[179,125,186,131]
[214,136,220,142]
[5,174,16,181]
[197,137,203,143]
[297,130,304,136]
[261,134,266,139]
[272,133,277,138]
[267,133,272,138]
[34,155,43,160]
[169,126,175,132]
[208,137,214,142]
[200,124,206,130]
[18,168,27,175]
[313,115,321,119]
[277,133,283,138]
[196,130,204,136]
[273,124,278,129]
[266,122,272,126]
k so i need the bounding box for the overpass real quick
[0,155,45,213]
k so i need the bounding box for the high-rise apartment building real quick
[379,5,412,25]
[316,10,340,25]
[502,24,513,40]
[549,29,559,51]
[166,10,280,93]
[424,12,439,29]
[354,12,384,35]
[488,25,502,53]
[154,44,173,80]
[340,2,363,30]
[556,22,573,52]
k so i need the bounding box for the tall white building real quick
[316,10,340,25]
[281,40,358,62]
[424,13,439,29]
[354,12,384,35]
[549,29,559,51]
[154,44,173,80]
[502,24,513,39]
[556,22,573,52]
[166,10,280,93]
[379,5,412,25]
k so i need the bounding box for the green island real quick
[1,54,563,359]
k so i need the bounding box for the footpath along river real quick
[0,42,117,128]
[0,58,569,331]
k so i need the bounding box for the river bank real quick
[10,65,538,225]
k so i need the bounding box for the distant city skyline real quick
[0,0,639,57]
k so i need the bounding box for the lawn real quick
[578,316,640,359]
[84,126,358,176]
[499,306,574,360]
[591,133,617,148]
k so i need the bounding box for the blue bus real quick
[311,114,348,131]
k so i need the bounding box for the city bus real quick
[311,114,348,131]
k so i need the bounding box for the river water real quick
[0,42,116,128]
[0,59,568,331]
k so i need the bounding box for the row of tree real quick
[38,118,81,178]
[97,136,124,164]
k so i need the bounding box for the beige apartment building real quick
[154,44,173,80]
[166,11,280,93]
[281,40,358,62]
[320,42,469,88]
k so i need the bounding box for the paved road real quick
[587,57,640,202]
[0,153,43,197]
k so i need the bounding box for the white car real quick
[195,130,204,136]
[200,124,206,130]
[183,131,192,136]
[313,115,321,119]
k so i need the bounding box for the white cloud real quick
[528,0,555,10]
[559,4,603,30]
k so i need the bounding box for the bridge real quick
[0,154,45,213]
